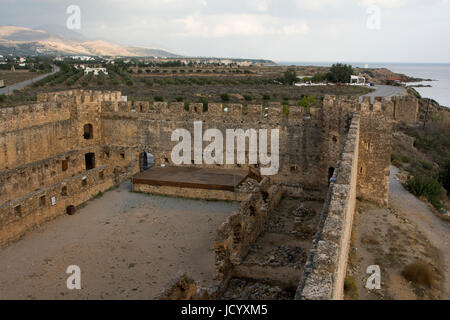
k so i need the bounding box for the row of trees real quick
[283,63,354,85]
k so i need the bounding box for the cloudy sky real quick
[2,0,450,62]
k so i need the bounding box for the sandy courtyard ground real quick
[0,182,238,300]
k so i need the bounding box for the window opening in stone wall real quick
[85,153,95,170]
[83,124,94,139]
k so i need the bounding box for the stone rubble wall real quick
[157,273,215,300]
[214,178,283,281]
[132,183,250,202]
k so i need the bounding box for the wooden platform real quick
[132,167,249,191]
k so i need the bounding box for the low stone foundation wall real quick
[132,183,249,202]
[295,113,360,300]
[215,178,283,281]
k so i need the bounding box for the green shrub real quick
[244,94,252,101]
[282,69,297,85]
[220,93,230,102]
[326,63,354,83]
[0,95,5,103]
[391,153,411,163]
[297,95,317,109]
[263,94,270,101]
[406,175,443,209]
[175,96,184,102]
[154,96,164,102]
[344,276,358,299]
[419,160,433,171]
[283,105,290,116]
[96,72,105,85]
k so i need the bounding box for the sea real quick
[278,62,450,108]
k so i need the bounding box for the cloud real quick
[294,0,448,10]
[0,0,448,62]
[294,0,342,11]
[358,0,408,8]
[175,13,309,37]
[246,0,271,12]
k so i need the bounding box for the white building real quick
[84,67,108,76]
[350,75,366,86]
[72,56,95,61]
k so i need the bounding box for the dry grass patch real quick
[401,262,434,288]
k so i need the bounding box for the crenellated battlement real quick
[0,90,411,126]
[37,90,123,104]
[359,96,395,117]
[0,102,71,134]
[100,100,319,124]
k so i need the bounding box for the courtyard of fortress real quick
[0,90,419,299]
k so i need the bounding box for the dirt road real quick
[390,166,450,299]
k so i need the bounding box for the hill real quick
[0,25,180,58]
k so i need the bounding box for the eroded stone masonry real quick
[0,90,419,299]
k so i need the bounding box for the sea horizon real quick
[277,61,450,108]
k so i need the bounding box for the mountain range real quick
[0,25,180,58]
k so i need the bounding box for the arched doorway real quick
[140,152,154,171]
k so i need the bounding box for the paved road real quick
[0,65,60,95]
[359,85,407,103]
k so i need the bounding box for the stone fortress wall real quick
[296,114,361,299]
[0,90,417,298]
